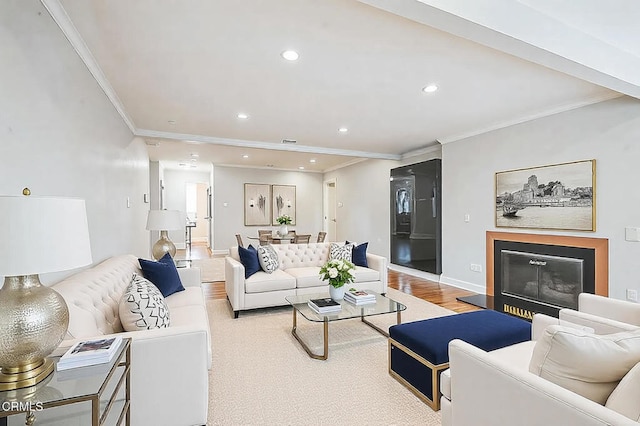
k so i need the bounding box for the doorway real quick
[323,179,337,242]
[185,182,211,251]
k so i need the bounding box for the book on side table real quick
[308,297,342,314]
[344,289,376,305]
[56,336,124,371]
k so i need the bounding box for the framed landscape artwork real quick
[272,184,296,225]
[244,183,271,226]
[495,159,595,231]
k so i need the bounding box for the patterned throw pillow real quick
[257,245,279,273]
[119,274,171,331]
[330,242,353,261]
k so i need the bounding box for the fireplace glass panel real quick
[501,250,583,310]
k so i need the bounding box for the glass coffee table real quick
[285,292,406,360]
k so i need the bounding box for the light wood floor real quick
[178,243,480,313]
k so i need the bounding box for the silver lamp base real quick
[152,230,177,260]
[0,275,69,391]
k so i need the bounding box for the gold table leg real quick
[361,309,402,337]
[291,308,329,360]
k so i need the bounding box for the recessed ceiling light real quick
[298,166,305,170]
[190,153,199,158]
[281,50,299,61]
[422,84,438,93]
[266,164,274,168]
[237,113,249,119]
[309,159,316,163]
[168,120,176,125]
[338,127,348,133]
[242,154,249,159]
[190,158,197,162]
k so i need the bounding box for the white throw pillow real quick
[257,245,279,273]
[119,274,171,331]
[329,242,353,261]
[606,362,640,421]
[529,325,640,405]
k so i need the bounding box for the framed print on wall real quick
[495,159,595,231]
[272,185,296,225]
[244,183,271,226]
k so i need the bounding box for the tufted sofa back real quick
[52,255,140,339]
[272,243,330,269]
[229,243,331,269]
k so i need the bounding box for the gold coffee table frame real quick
[286,292,406,360]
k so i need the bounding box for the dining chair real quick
[317,231,327,243]
[293,234,311,244]
[258,229,272,237]
[235,234,244,248]
[259,234,273,245]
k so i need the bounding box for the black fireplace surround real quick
[494,240,595,319]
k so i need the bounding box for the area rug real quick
[192,257,225,282]
[207,288,455,425]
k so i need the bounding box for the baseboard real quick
[439,275,485,294]
[388,263,441,282]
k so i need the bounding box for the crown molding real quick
[437,92,622,145]
[401,143,442,160]
[213,163,324,174]
[41,0,137,134]
[322,157,369,173]
[136,129,402,160]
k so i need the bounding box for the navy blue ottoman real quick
[388,310,531,410]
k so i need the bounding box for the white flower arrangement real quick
[319,258,355,288]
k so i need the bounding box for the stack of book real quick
[344,289,376,305]
[57,336,123,371]
[307,298,342,314]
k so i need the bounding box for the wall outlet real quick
[470,263,482,272]
[627,289,638,302]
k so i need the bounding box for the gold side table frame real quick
[0,338,131,426]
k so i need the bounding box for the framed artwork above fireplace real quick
[495,159,595,231]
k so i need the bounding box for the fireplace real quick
[486,232,608,320]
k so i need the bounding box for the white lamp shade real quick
[0,196,92,277]
[146,210,182,231]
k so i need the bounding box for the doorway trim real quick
[323,178,337,242]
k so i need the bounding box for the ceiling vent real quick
[281,139,297,144]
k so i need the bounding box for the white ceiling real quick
[46,0,638,172]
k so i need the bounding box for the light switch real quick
[464,214,470,222]
[126,197,130,208]
[625,227,640,242]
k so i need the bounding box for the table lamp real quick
[0,190,92,390]
[146,210,182,260]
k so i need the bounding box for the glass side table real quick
[0,338,131,426]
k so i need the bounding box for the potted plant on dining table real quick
[319,258,356,301]
[276,214,293,237]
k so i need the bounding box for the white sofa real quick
[225,242,387,318]
[441,294,640,425]
[51,255,211,426]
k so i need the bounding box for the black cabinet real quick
[390,159,442,274]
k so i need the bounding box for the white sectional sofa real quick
[441,294,640,425]
[51,255,211,426]
[225,242,387,318]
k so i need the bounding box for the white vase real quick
[329,285,345,301]
[279,224,288,237]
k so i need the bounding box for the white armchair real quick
[441,295,640,426]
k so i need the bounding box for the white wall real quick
[213,166,323,251]
[0,1,149,283]
[441,96,640,300]
[163,169,211,247]
[323,150,442,259]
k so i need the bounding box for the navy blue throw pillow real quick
[138,252,185,297]
[349,241,369,267]
[238,245,261,278]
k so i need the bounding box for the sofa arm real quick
[60,325,209,426]
[446,339,637,426]
[559,309,639,335]
[178,266,201,287]
[225,256,245,313]
[531,313,559,341]
[579,293,640,326]
[366,253,387,293]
